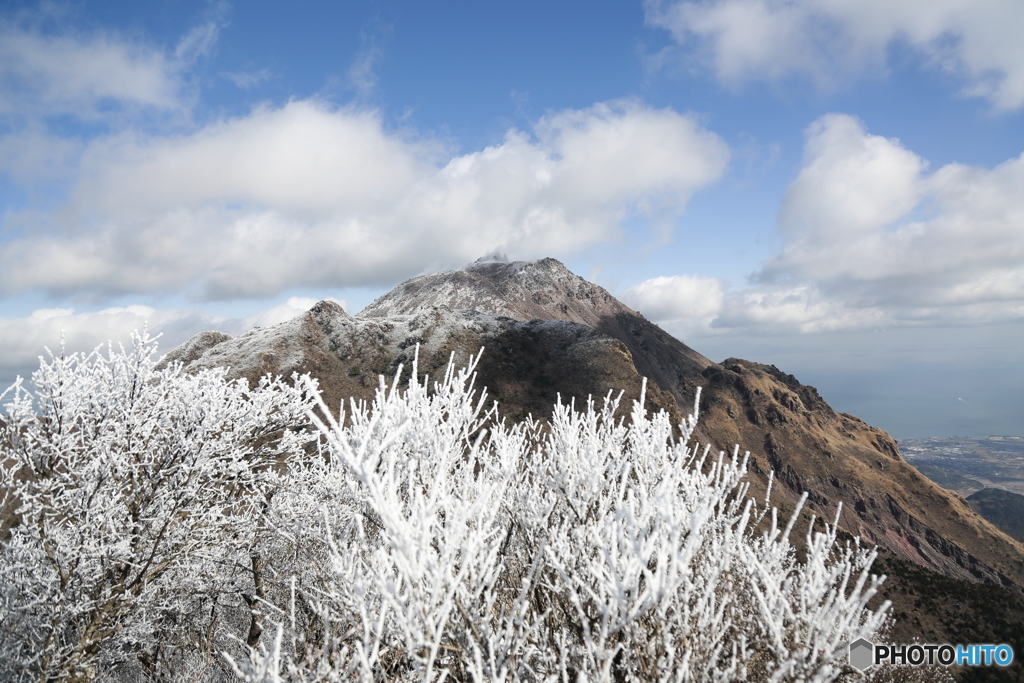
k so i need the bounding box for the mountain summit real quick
[165,258,1024,592]
[361,258,713,410]
[362,257,643,325]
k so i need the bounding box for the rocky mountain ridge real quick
[362,257,714,411]
[696,358,1024,587]
[164,257,1024,591]
[159,298,684,431]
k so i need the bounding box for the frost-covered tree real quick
[0,333,314,682]
[228,352,890,683]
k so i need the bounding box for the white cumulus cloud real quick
[778,113,926,242]
[760,114,1024,319]
[712,284,891,333]
[620,274,725,336]
[0,20,199,120]
[645,0,1024,110]
[633,113,1024,335]
[0,98,729,300]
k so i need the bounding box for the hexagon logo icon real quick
[849,638,874,671]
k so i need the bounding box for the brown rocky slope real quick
[165,257,1024,592]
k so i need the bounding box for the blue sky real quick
[1,0,1022,438]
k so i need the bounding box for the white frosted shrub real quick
[0,333,315,682]
[229,351,889,683]
[0,336,888,682]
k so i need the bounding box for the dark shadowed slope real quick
[968,488,1024,540]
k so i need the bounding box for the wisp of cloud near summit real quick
[0,0,1021,438]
